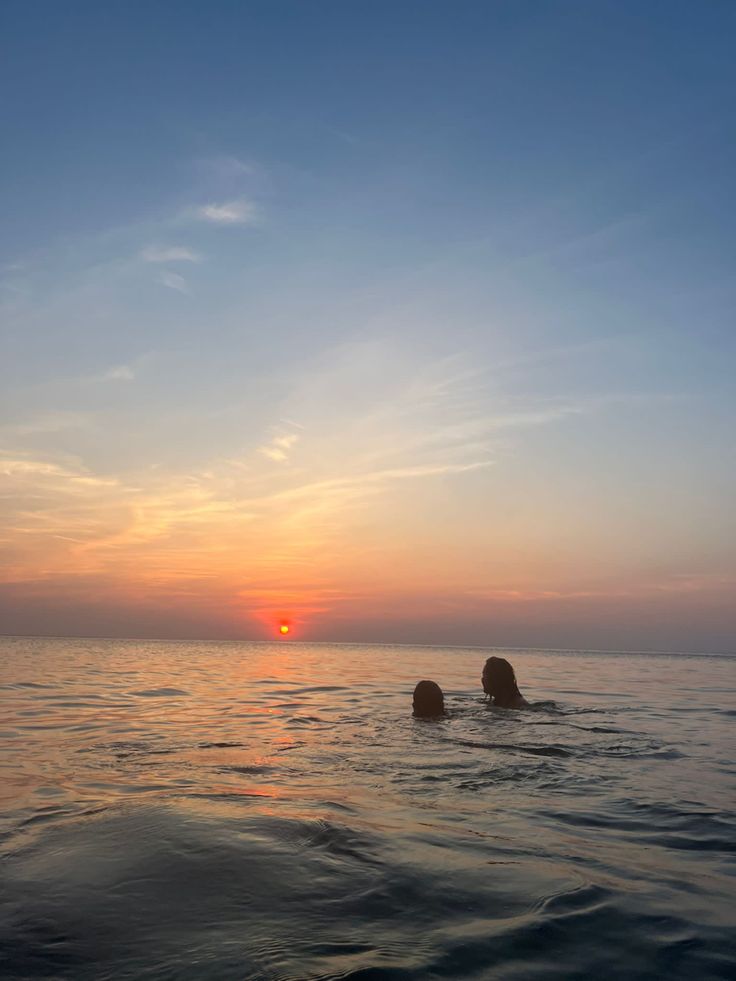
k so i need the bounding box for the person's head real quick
[412,680,445,717]
[481,656,521,706]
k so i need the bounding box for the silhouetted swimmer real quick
[481,656,529,709]
[412,680,445,718]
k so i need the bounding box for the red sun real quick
[279,623,290,636]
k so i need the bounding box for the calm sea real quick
[1,637,734,980]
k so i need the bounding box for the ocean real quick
[1,636,734,980]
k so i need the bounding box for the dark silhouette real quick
[481,656,529,708]
[412,680,445,717]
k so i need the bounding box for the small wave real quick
[220,765,276,775]
[528,700,563,712]
[572,724,625,733]
[198,741,244,749]
[537,881,612,914]
[11,681,57,689]
[129,687,189,697]
[640,833,736,853]
[593,743,683,759]
[455,738,573,758]
[546,801,736,854]
[78,740,171,758]
[275,742,305,753]
[285,714,333,726]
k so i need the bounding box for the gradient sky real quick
[1,1,734,651]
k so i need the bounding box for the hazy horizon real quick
[2,2,734,652]
[1,632,733,659]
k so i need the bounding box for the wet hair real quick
[412,680,445,717]
[482,656,522,707]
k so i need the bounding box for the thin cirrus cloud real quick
[1,332,727,645]
[157,271,189,293]
[98,364,135,382]
[197,155,255,180]
[258,432,300,463]
[140,245,202,263]
[0,347,494,586]
[196,198,259,225]
[0,410,94,438]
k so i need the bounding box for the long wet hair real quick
[482,656,522,707]
[412,680,445,717]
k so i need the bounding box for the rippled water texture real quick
[1,638,735,979]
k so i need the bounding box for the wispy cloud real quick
[198,155,254,180]
[98,364,135,382]
[0,347,498,596]
[0,411,94,437]
[258,431,300,463]
[197,199,258,225]
[0,452,117,486]
[141,245,202,263]
[1,334,699,640]
[157,271,189,293]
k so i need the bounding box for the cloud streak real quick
[141,245,202,263]
[0,348,498,607]
[157,271,189,293]
[258,431,300,463]
[99,364,135,381]
[0,411,94,437]
[197,199,258,225]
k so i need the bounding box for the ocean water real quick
[1,637,734,980]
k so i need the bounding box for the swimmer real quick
[412,680,445,717]
[481,656,529,708]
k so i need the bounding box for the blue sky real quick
[1,1,734,650]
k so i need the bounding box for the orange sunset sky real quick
[1,3,734,652]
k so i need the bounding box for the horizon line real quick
[1,632,733,659]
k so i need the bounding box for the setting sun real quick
[279,624,290,636]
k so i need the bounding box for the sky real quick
[1,1,734,651]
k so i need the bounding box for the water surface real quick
[1,637,734,979]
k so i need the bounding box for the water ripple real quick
[1,637,734,980]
